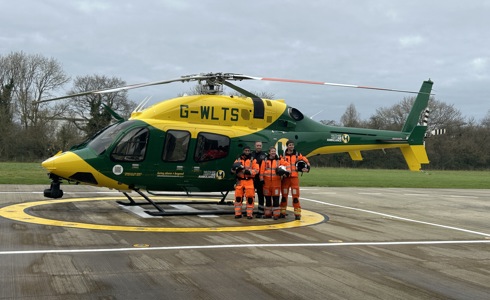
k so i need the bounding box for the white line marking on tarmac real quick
[358,192,382,195]
[0,240,488,255]
[449,195,478,199]
[301,197,490,237]
[312,192,337,195]
[120,204,220,218]
[119,205,154,218]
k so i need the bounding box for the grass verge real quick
[0,162,488,188]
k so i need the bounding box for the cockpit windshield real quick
[87,121,136,155]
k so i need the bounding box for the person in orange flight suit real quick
[231,146,259,219]
[260,146,288,220]
[280,140,311,220]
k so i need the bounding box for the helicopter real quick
[40,72,433,216]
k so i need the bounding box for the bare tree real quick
[0,52,69,160]
[368,97,415,130]
[340,103,361,127]
[426,99,465,132]
[52,121,83,153]
[481,110,490,128]
[0,51,70,128]
[67,75,135,137]
[367,96,464,132]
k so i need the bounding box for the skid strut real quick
[116,189,234,217]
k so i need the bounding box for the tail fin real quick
[401,80,433,133]
[400,80,433,171]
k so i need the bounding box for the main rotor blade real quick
[94,74,210,94]
[36,74,211,104]
[236,75,430,95]
[36,72,431,104]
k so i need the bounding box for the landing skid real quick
[116,189,235,217]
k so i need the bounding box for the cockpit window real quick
[87,121,135,155]
[194,132,230,162]
[162,130,190,162]
[111,127,149,162]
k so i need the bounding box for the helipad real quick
[0,196,326,232]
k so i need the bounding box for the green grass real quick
[0,162,51,184]
[0,162,489,188]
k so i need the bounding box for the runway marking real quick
[0,197,325,232]
[312,192,337,195]
[0,240,488,255]
[449,195,478,199]
[301,197,490,237]
[358,192,382,195]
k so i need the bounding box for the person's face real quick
[243,148,251,155]
[287,143,294,152]
[269,148,276,156]
[255,142,262,151]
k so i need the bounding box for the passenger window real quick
[194,132,230,162]
[111,127,149,162]
[162,130,190,162]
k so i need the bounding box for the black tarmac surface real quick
[0,185,489,300]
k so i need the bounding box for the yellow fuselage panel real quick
[130,95,286,130]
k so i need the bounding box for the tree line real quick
[1,51,489,170]
[0,51,134,161]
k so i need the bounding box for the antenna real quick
[133,96,152,112]
[309,110,324,119]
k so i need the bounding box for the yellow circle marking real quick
[0,197,325,232]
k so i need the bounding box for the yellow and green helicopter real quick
[40,73,433,216]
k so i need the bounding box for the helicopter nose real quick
[42,151,84,179]
[41,150,129,190]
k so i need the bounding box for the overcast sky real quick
[2,0,489,122]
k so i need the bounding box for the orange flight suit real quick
[281,150,310,219]
[260,155,287,219]
[232,156,259,218]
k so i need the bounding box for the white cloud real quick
[398,35,424,47]
[470,57,488,79]
[72,0,111,13]
[471,57,488,71]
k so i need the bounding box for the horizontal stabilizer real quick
[348,151,363,161]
